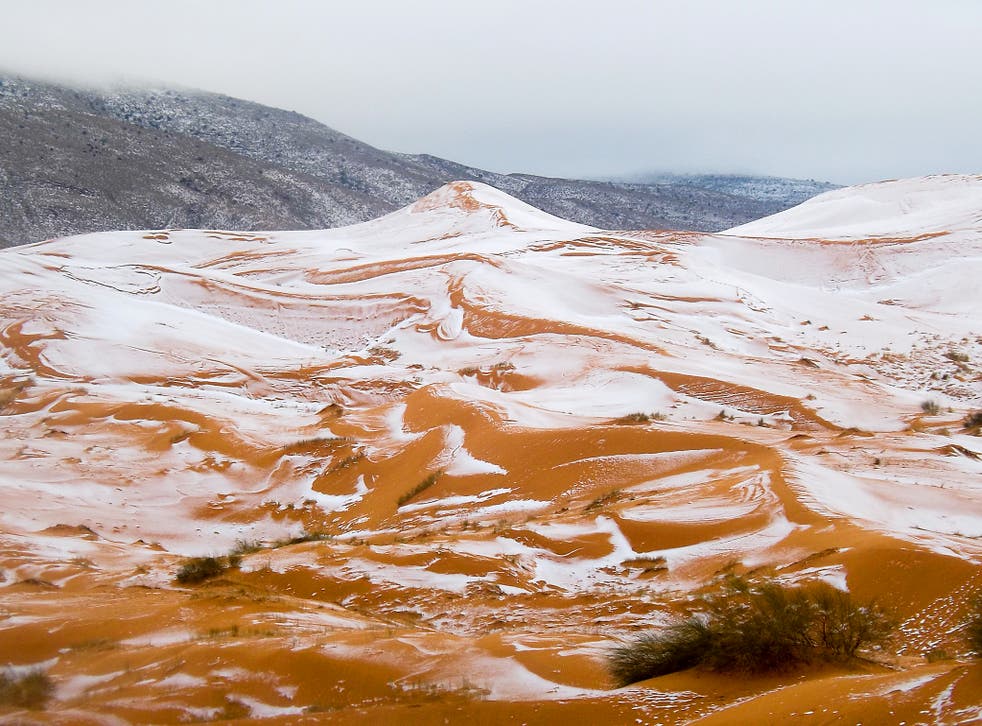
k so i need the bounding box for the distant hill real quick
[620,172,840,208]
[0,74,836,247]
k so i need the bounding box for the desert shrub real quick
[587,490,621,510]
[967,595,982,656]
[609,620,712,687]
[289,530,331,544]
[0,668,54,709]
[397,472,441,507]
[699,582,818,672]
[230,539,263,556]
[921,400,941,415]
[622,555,668,575]
[808,585,892,658]
[272,530,332,548]
[963,410,982,430]
[608,581,891,685]
[175,555,235,584]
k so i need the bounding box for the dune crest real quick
[0,176,980,722]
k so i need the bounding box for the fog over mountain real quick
[0,75,837,247]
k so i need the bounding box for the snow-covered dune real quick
[725,173,982,239]
[0,177,980,723]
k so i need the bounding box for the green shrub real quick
[608,581,891,685]
[808,584,892,659]
[609,620,711,686]
[0,668,54,709]
[699,582,817,672]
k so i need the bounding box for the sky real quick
[1,0,980,185]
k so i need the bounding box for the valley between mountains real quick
[0,176,980,724]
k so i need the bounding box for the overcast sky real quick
[1,0,980,184]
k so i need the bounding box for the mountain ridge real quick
[0,73,837,247]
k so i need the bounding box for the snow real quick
[725,174,982,239]
[342,557,488,594]
[435,425,507,476]
[0,174,979,596]
[788,456,982,544]
[233,696,306,719]
[398,488,513,514]
[1,173,982,720]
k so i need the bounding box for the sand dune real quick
[0,178,980,722]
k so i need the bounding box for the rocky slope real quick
[633,172,839,207]
[1,74,833,247]
[0,176,979,723]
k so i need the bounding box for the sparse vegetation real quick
[615,411,667,425]
[622,555,668,574]
[272,530,332,548]
[175,555,239,584]
[967,595,982,656]
[397,472,441,507]
[230,539,263,556]
[69,637,118,652]
[0,668,54,709]
[280,436,346,452]
[608,580,892,686]
[205,624,240,639]
[220,695,251,720]
[945,349,970,363]
[330,452,364,472]
[963,410,982,431]
[368,345,399,362]
[587,489,621,510]
[458,361,515,377]
[920,400,942,415]
[610,621,712,685]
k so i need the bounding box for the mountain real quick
[0,74,834,247]
[628,171,840,209]
[0,176,979,722]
